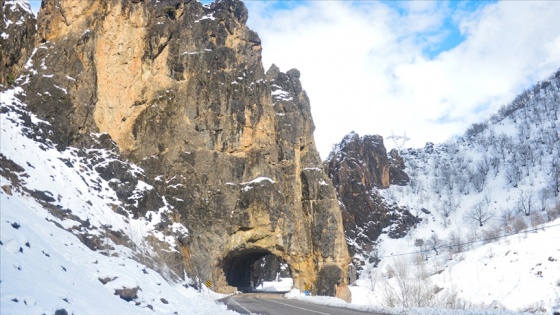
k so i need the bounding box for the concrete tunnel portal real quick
[221,247,292,292]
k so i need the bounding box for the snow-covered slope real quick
[352,71,560,313]
[0,87,236,314]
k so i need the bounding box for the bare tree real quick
[465,201,494,227]
[465,122,488,138]
[426,234,441,255]
[548,160,560,197]
[447,230,465,254]
[538,188,551,211]
[505,162,522,188]
[517,189,535,217]
[469,165,486,193]
[438,194,459,228]
[381,257,434,308]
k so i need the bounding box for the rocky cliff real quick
[324,132,417,269]
[0,0,36,85]
[3,0,351,299]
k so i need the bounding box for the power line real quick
[377,222,560,259]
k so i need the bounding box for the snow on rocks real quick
[1,87,235,314]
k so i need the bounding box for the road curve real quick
[219,292,386,315]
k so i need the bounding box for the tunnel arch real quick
[220,247,292,291]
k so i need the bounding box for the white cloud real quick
[246,0,560,159]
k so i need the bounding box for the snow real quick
[0,87,237,314]
[254,278,293,292]
[244,177,275,183]
[0,192,235,315]
[434,222,560,311]
[5,0,34,16]
[270,84,294,102]
[344,72,560,313]
[194,13,216,23]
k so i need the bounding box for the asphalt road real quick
[220,293,386,315]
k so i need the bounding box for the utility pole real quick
[387,131,410,154]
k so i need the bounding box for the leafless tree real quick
[438,194,459,228]
[447,230,465,254]
[426,234,441,255]
[517,189,535,217]
[548,160,560,197]
[465,201,494,227]
[505,162,522,188]
[538,188,551,211]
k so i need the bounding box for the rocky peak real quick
[0,0,36,85]
[267,64,320,165]
[326,131,390,189]
[389,148,410,186]
[324,132,417,269]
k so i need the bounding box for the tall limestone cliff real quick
[324,132,417,270]
[7,0,351,299]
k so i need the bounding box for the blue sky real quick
[243,0,560,157]
[26,0,482,60]
[26,0,560,158]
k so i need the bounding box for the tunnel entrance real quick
[221,248,292,292]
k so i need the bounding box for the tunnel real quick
[221,247,292,292]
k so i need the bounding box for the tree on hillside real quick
[426,234,441,255]
[538,188,552,211]
[438,194,459,228]
[517,189,535,217]
[465,201,494,227]
[549,159,560,197]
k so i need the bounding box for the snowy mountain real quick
[2,0,560,313]
[350,70,560,313]
[0,87,237,314]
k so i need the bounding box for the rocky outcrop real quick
[0,0,36,86]
[324,132,417,269]
[12,0,350,299]
[389,148,410,186]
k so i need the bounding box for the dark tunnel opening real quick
[222,248,292,292]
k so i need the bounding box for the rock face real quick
[389,148,410,186]
[10,0,351,299]
[324,132,417,269]
[0,0,36,85]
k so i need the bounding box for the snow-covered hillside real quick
[354,70,560,312]
[0,87,235,314]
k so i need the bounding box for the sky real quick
[27,0,560,159]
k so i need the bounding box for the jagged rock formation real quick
[4,0,351,299]
[324,132,417,269]
[389,148,410,186]
[0,0,36,85]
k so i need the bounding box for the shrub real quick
[547,203,560,221]
[164,6,176,19]
[465,122,488,138]
[6,73,16,85]
[381,257,435,307]
[530,212,546,228]
[512,217,528,233]
[447,231,465,254]
[481,225,502,244]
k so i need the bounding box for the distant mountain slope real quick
[387,69,559,230]
[352,69,560,312]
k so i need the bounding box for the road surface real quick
[220,292,386,315]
